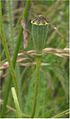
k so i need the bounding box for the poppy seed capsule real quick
[31,15,48,53]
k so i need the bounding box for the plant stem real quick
[23,0,31,21]
[1,28,23,117]
[1,0,31,117]
[31,56,41,117]
[0,0,2,32]
[11,87,22,117]
[0,1,23,115]
[6,0,15,54]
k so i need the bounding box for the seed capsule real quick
[31,15,48,53]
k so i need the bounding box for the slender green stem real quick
[31,56,41,117]
[12,28,23,66]
[0,1,23,116]
[6,0,15,54]
[1,0,31,117]
[0,0,2,32]
[11,87,22,117]
[1,28,23,117]
[23,0,31,21]
[11,87,31,118]
[0,0,2,68]
[0,31,18,93]
[0,0,19,93]
[0,1,18,92]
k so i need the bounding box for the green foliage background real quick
[0,0,69,118]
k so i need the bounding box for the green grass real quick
[0,0,69,118]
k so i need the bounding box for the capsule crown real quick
[31,15,48,25]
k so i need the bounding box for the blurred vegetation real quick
[0,0,69,118]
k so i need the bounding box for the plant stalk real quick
[31,56,41,117]
[1,0,31,117]
[1,28,23,117]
